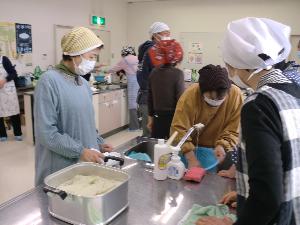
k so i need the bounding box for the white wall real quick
[1,0,299,71]
[0,0,128,71]
[127,0,300,50]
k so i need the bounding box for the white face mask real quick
[73,56,96,75]
[155,34,171,41]
[204,96,225,107]
[229,75,249,89]
[160,36,171,41]
[226,65,250,89]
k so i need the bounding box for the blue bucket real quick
[94,75,105,82]
[180,147,219,173]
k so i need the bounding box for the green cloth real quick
[55,61,77,77]
[179,204,236,225]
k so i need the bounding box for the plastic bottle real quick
[33,66,43,80]
[153,139,173,180]
[105,73,112,84]
[167,147,186,180]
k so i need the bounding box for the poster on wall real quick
[189,42,203,53]
[188,52,203,64]
[15,23,33,67]
[187,42,203,64]
[0,22,17,59]
[15,23,32,54]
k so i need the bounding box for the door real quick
[110,99,121,130]
[98,101,111,134]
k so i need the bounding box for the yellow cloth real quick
[170,83,243,153]
[61,27,104,56]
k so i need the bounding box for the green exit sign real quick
[91,16,105,26]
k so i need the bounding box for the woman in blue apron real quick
[0,52,22,142]
[108,46,139,130]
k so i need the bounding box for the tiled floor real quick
[0,127,141,204]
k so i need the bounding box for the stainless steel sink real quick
[123,137,158,168]
[107,84,121,90]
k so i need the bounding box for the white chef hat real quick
[222,17,291,71]
[149,22,170,36]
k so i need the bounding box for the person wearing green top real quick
[34,27,113,186]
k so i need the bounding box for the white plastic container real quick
[153,139,172,180]
[105,74,112,84]
[167,147,186,180]
[89,73,95,85]
[183,68,192,81]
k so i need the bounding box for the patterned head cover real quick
[148,40,183,67]
[61,27,103,56]
[121,46,136,57]
[149,22,170,36]
[198,64,231,93]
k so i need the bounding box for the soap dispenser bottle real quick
[167,147,186,180]
[154,139,172,180]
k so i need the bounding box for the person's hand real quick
[196,216,233,225]
[101,143,113,152]
[215,145,226,163]
[220,191,237,208]
[147,116,154,132]
[185,150,200,168]
[218,165,236,179]
[0,79,6,89]
[80,148,104,163]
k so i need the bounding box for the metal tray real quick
[44,162,130,225]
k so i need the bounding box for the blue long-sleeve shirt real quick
[34,69,103,186]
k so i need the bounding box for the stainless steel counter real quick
[0,138,235,225]
[23,86,127,96]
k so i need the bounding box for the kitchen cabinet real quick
[110,90,122,130]
[23,89,128,145]
[98,101,112,134]
[97,89,125,135]
[121,89,129,126]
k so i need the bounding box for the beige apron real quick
[0,56,20,117]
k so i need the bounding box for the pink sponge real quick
[183,167,206,182]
